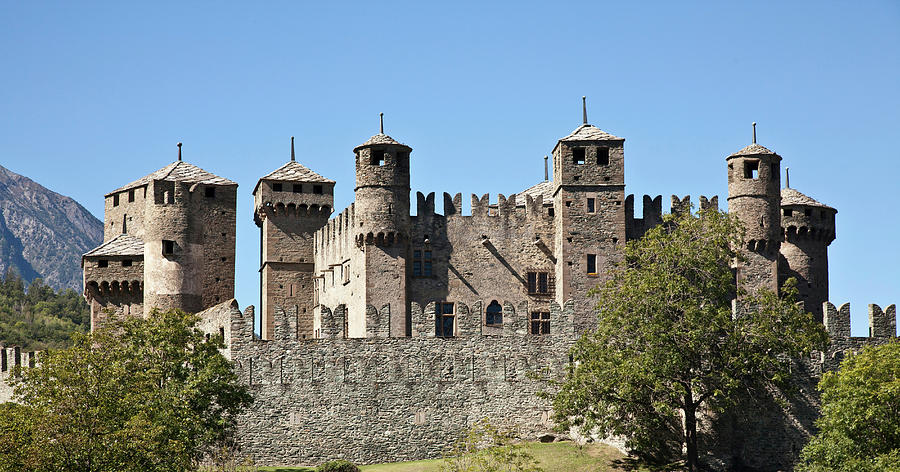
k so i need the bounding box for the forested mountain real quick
[0,164,102,291]
[0,270,90,350]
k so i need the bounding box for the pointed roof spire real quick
[752,122,757,144]
[544,155,549,181]
[582,96,588,124]
[290,136,295,161]
[379,113,384,134]
[785,167,790,188]
[177,142,182,161]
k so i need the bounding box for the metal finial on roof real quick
[177,142,182,161]
[582,96,588,124]
[786,167,790,188]
[290,136,295,161]
[379,113,384,134]
[752,122,757,144]
[544,155,549,181]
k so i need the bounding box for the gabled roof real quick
[83,234,144,257]
[728,143,777,157]
[253,161,335,195]
[107,161,237,196]
[558,124,623,142]
[781,188,835,210]
[516,180,554,206]
[353,133,411,151]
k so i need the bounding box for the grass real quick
[259,440,630,472]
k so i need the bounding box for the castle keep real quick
[1,102,893,470]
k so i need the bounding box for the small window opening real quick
[205,187,215,198]
[527,272,550,295]
[587,198,595,213]
[122,259,132,267]
[128,189,135,202]
[548,208,554,217]
[435,302,455,337]
[804,209,812,217]
[112,194,119,207]
[97,260,108,268]
[219,327,225,339]
[743,160,759,179]
[272,183,283,192]
[485,300,503,326]
[530,311,550,335]
[162,240,175,256]
[572,148,585,165]
[313,185,323,195]
[220,257,226,262]
[597,147,609,165]
[565,201,572,207]
[371,150,385,166]
[413,250,433,277]
[784,209,793,217]
[587,254,597,275]
[292,184,302,193]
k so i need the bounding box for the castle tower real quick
[351,115,411,337]
[253,137,334,340]
[779,186,836,322]
[726,126,782,296]
[83,143,237,326]
[552,98,626,332]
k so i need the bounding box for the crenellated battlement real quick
[625,194,719,240]
[0,346,42,403]
[823,302,897,339]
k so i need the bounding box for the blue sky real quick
[2,1,897,336]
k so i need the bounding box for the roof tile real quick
[781,188,835,210]
[108,161,237,196]
[84,234,144,257]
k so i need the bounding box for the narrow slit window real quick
[587,198,595,213]
[596,147,609,165]
[112,194,119,207]
[572,148,585,165]
[587,254,597,275]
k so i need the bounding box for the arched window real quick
[486,300,503,327]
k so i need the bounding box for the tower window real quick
[572,148,585,165]
[804,209,812,217]
[97,260,108,268]
[313,185,323,194]
[743,160,759,179]
[587,198,595,213]
[530,311,550,335]
[587,254,597,275]
[205,187,215,198]
[272,183,283,192]
[435,302,455,337]
[413,249,432,277]
[371,150,385,166]
[162,240,175,256]
[292,184,302,193]
[597,147,609,165]
[121,259,132,267]
[128,189,135,202]
[112,194,119,207]
[485,300,503,326]
[527,271,550,295]
[784,209,793,217]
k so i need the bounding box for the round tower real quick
[352,115,412,246]
[779,186,836,322]
[726,125,782,295]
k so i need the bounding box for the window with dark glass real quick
[162,240,175,256]
[435,302,455,337]
[530,311,550,335]
[587,198,595,213]
[527,271,550,295]
[121,259,132,267]
[112,194,119,206]
[485,300,503,326]
[587,254,597,275]
[414,249,432,277]
[97,260,108,268]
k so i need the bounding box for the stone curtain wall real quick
[225,300,577,467]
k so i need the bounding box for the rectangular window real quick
[587,198,595,213]
[162,240,175,256]
[414,249,432,277]
[743,160,759,179]
[292,184,303,193]
[128,189,135,202]
[587,254,597,275]
[527,271,550,295]
[435,302,455,337]
[313,185,323,194]
[97,260,108,268]
[121,259,132,267]
[371,150,385,166]
[597,147,609,165]
[272,183,283,192]
[205,186,215,198]
[343,264,350,284]
[112,194,119,207]
[572,148,585,165]
[530,312,550,335]
[412,250,422,277]
[784,209,793,217]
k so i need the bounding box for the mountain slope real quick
[0,164,102,291]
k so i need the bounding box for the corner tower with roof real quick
[552,98,626,332]
[83,143,237,328]
[727,125,782,295]
[253,137,335,340]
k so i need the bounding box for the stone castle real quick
[1,101,896,470]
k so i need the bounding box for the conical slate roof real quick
[253,161,334,195]
[558,124,623,142]
[781,188,835,210]
[728,143,777,157]
[353,133,410,151]
[83,233,144,257]
[107,161,236,196]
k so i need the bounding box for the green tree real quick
[0,270,90,350]
[549,209,828,472]
[798,341,900,472]
[0,309,253,472]
[441,418,543,472]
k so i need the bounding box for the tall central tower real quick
[352,117,412,337]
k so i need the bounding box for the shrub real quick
[315,459,360,472]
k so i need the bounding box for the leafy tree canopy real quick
[0,269,90,350]
[0,309,253,472]
[549,209,828,471]
[798,341,900,472]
